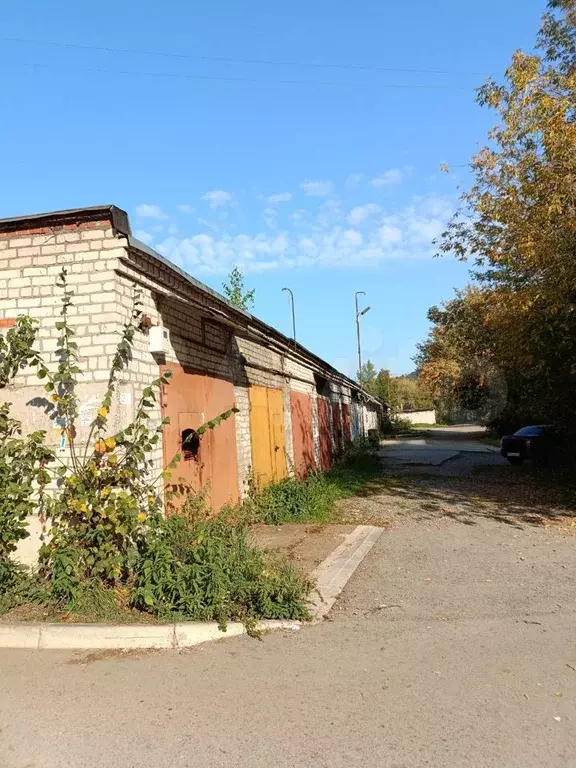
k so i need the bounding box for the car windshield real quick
[514,426,544,437]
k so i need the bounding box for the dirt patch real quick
[68,648,162,665]
[250,523,357,575]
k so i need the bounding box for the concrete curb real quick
[0,525,384,650]
[0,619,302,651]
[308,525,384,621]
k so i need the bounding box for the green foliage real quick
[247,473,335,525]
[0,566,49,615]
[35,270,170,598]
[0,318,54,591]
[246,440,382,525]
[222,266,255,311]
[0,316,41,385]
[358,359,432,411]
[420,2,576,434]
[132,513,311,626]
[357,360,377,389]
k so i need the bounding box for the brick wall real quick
[0,221,130,440]
[0,219,134,565]
[233,384,252,496]
[2,209,383,559]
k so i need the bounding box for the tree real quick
[374,368,392,402]
[420,0,576,432]
[358,361,432,410]
[222,266,255,311]
[357,360,377,390]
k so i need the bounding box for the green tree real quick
[421,0,576,431]
[357,360,377,391]
[374,368,392,402]
[222,266,255,311]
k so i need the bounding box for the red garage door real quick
[290,391,315,478]
[318,397,332,471]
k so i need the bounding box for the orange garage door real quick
[161,364,239,510]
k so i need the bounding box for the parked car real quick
[500,425,563,465]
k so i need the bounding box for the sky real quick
[1,0,546,376]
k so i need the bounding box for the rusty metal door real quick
[290,391,315,478]
[249,386,286,485]
[342,403,352,444]
[332,402,343,455]
[317,397,332,471]
[161,364,239,510]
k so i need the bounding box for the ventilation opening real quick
[181,428,200,459]
[314,374,328,396]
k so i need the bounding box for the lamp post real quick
[355,291,371,377]
[282,287,296,346]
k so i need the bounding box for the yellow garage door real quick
[249,386,287,486]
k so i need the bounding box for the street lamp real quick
[355,291,371,377]
[282,287,296,347]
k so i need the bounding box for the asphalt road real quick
[1,431,575,768]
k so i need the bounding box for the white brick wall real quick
[3,218,382,532]
[233,385,252,497]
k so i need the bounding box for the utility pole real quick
[282,287,296,347]
[355,291,371,377]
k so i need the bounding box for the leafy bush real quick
[246,439,382,525]
[0,319,54,591]
[247,473,335,525]
[132,513,311,626]
[0,272,310,628]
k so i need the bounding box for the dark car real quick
[500,425,563,465]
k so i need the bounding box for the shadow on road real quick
[339,452,576,530]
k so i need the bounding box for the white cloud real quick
[268,192,292,204]
[263,207,278,229]
[290,209,307,224]
[135,203,167,219]
[300,180,334,197]
[133,229,155,245]
[316,199,342,229]
[343,229,363,246]
[345,173,364,189]
[156,194,452,274]
[177,204,194,213]
[371,169,403,187]
[202,189,233,208]
[378,224,403,244]
[347,203,381,226]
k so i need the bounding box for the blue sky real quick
[1,0,545,375]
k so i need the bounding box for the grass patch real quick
[1,512,312,628]
[132,514,311,628]
[2,444,384,627]
[246,444,384,525]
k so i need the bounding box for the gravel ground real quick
[338,450,576,531]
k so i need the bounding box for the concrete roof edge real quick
[0,205,131,236]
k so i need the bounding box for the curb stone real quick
[309,525,384,621]
[0,525,383,650]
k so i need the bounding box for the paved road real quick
[379,425,501,466]
[1,432,575,768]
